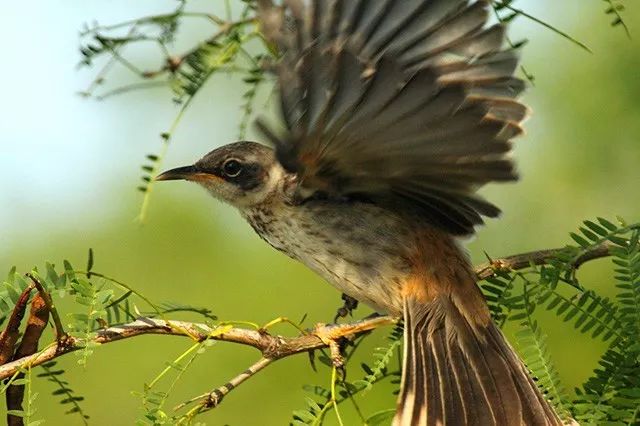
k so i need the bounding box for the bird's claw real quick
[333,293,359,323]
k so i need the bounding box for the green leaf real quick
[584,220,609,236]
[3,281,22,303]
[63,260,76,281]
[86,248,94,273]
[6,266,17,283]
[304,397,322,413]
[570,232,591,248]
[365,409,396,425]
[597,217,619,232]
[292,409,317,422]
[579,226,599,242]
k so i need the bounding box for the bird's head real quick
[156,141,284,208]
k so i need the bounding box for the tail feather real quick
[394,296,561,426]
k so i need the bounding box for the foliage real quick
[5,367,43,426]
[602,0,631,37]
[38,361,90,424]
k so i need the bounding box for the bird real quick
[157,0,562,424]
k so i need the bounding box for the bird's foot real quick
[333,293,359,323]
[313,323,354,369]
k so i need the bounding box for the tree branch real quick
[0,316,397,381]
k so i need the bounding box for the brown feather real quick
[394,295,563,426]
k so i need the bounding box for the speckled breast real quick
[244,198,415,314]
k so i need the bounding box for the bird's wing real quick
[256,0,527,235]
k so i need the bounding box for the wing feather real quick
[257,0,527,234]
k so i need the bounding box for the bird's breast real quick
[243,200,415,314]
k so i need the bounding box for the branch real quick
[0,316,396,381]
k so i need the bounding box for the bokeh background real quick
[1,1,639,424]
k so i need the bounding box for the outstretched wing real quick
[256,0,527,235]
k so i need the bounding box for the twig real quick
[493,1,592,53]
[0,284,34,365]
[602,0,631,39]
[6,294,50,426]
[80,26,139,97]
[26,273,67,343]
[116,17,257,81]
[474,242,613,280]
[176,357,273,413]
[571,242,614,269]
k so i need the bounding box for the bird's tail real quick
[393,294,561,426]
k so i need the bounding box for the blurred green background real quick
[1,1,639,424]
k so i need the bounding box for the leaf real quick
[304,397,322,413]
[63,260,76,281]
[86,248,94,275]
[570,232,591,248]
[597,217,619,232]
[365,409,396,425]
[292,409,317,423]
[3,281,22,303]
[584,220,609,237]
[6,266,17,283]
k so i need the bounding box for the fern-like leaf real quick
[353,323,403,392]
[37,362,90,424]
[515,281,570,418]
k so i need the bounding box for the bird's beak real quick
[155,165,222,183]
[155,165,199,181]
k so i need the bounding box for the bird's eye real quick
[222,159,243,177]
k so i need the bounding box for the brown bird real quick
[157,1,561,424]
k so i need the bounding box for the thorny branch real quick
[0,242,617,417]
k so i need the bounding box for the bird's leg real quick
[333,293,359,323]
[328,338,346,369]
